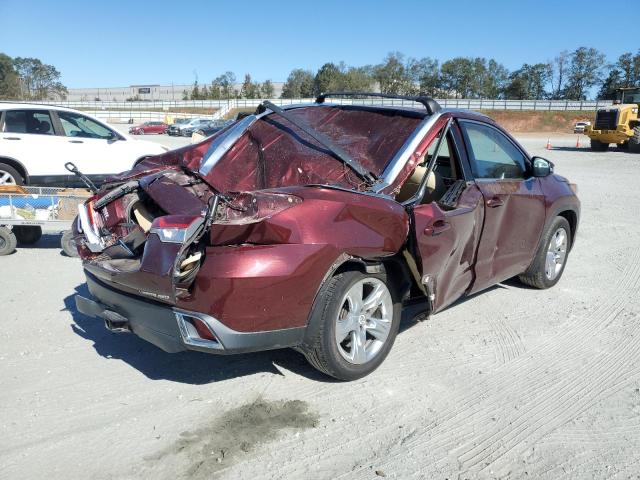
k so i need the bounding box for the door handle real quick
[3,136,21,140]
[69,140,84,144]
[424,220,450,236]
[486,197,504,208]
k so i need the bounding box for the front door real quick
[52,110,129,180]
[458,120,546,294]
[410,125,485,312]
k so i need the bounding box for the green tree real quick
[440,57,478,98]
[481,59,509,98]
[550,50,569,99]
[240,73,260,99]
[374,52,413,94]
[342,66,374,92]
[261,79,275,98]
[314,62,343,95]
[281,69,314,98]
[563,47,606,100]
[190,80,201,100]
[598,68,623,100]
[0,53,20,99]
[13,56,67,100]
[408,57,440,96]
[505,63,551,99]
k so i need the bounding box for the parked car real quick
[574,121,591,134]
[0,103,169,186]
[129,121,168,135]
[72,93,580,381]
[191,120,233,143]
[167,118,215,137]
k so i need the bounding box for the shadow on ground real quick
[62,278,527,385]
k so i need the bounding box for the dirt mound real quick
[480,110,595,134]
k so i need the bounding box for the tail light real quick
[215,192,302,225]
[149,215,204,243]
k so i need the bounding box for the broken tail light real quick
[149,215,204,243]
[215,192,302,225]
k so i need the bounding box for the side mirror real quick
[532,157,553,177]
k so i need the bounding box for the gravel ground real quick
[1,133,639,479]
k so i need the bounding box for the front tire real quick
[519,216,571,289]
[590,139,609,151]
[302,269,401,381]
[629,127,640,153]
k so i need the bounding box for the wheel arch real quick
[0,156,29,184]
[557,209,578,249]
[301,251,416,348]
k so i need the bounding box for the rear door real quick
[0,109,64,182]
[458,120,546,293]
[411,123,485,311]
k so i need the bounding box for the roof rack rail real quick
[315,92,441,115]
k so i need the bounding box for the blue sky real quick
[0,0,636,88]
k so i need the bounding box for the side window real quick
[460,121,526,179]
[4,110,54,135]
[57,111,115,140]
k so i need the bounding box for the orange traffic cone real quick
[546,138,552,150]
[576,136,581,148]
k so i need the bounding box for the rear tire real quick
[0,226,17,255]
[590,139,609,151]
[629,127,640,153]
[0,163,24,186]
[61,230,79,257]
[13,225,42,244]
[519,216,571,289]
[302,269,401,381]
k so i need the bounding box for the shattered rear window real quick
[200,106,423,193]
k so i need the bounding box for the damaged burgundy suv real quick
[73,93,580,380]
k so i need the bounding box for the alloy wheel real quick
[0,170,17,185]
[545,227,568,280]
[335,278,393,365]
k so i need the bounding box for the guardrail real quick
[31,98,613,112]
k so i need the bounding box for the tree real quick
[240,73,260,99]
[597,51,640,99]
[314,62,343,95]
[0,53,20,99]
[13,56,67,100]
[550,50,569,99]
[374,52,413,94]
[598,68,623,99]
[190,80,201,100]
[342,66,374,92]
[408,57,440,96]
[261,79,275,98]
[281,69,314,98]
[440,57,479,98]
[505,63,551,100]
[563,47,606,100]
[481,59,509,98]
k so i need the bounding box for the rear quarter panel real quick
[178,187,409,332]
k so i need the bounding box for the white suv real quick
[0,103,169,186]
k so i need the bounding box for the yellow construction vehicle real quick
[585,87,640,152]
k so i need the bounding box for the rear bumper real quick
[77,271,306,355]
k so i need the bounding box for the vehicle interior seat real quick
[36,120,52,134]
[395,164,446,204]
